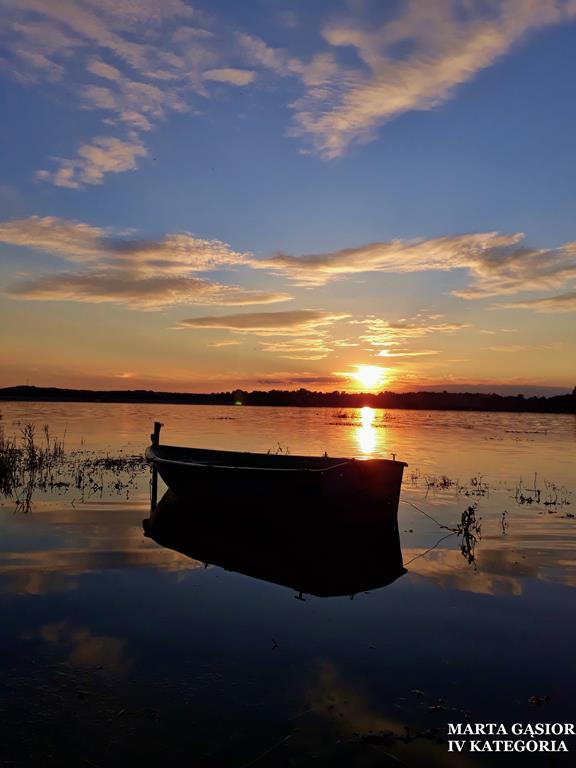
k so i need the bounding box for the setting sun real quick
[352,365,387,391]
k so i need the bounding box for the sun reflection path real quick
[356,406,378,455]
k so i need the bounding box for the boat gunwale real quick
[145,444,407,471]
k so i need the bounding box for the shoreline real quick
[1,385,574,414]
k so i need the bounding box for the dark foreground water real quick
[1,402,575,767]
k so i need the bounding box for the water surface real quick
[1,402,575,766]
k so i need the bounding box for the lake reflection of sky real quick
[2,403,576,765]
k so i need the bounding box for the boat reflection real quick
[143,491,406,598]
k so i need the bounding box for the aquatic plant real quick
[424,474,456,491]
[0,422,19,496]
[266,442,290,455]
[459,473,489,497]
[0,420,147,511]
[455,503,481,564]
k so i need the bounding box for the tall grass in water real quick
[0,422,20,496]
[0,420,66,512]
[1,416,147,512]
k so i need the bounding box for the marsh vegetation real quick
[0,417,147,512]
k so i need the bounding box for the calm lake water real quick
[1,402,575,767]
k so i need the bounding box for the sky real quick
[0,0,575,395]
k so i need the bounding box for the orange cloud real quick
[497,291,576,313]
[0,216,291,309]
[178,309,349,335]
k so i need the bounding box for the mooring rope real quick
[402,531,457,567]
[400,498,457,531]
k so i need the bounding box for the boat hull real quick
[146,444,407,529]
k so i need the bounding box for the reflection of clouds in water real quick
[38,622,130,674]
[404,544,576,595]
[308,662,475,766]
[0,541,204,596]
[356,406,377,455]
[310,662,402,735]
[3,533,576,599]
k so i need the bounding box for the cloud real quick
[0,216,292,309]
[237,2,576,158]
[178,309,349,335]
[357,312,469,357]
[256,373,343,387]
[250,232,518,286]
[5,49,65,82]
[3,215,574,313]
[497,291,576,313]
[86,57,122,81]
[82,66,190,126]
[289,0,576,157]
[207,339,241,347]
[484,344,528,353]
[236,32,289,75]
[0,216,106,259]
[258,336,335,360]
[1,0,194,72]
[37,135,148,188]
[376,349,439,358]
[4,0,576,169]
[8,272,290,310]
[0,0,264,186]
[250,232,576,298]
[203,67,256,85]
[0,216,247,269]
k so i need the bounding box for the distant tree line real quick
[0,385,575,414]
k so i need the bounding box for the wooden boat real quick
[144,490,406,598]
[145,422,407,528]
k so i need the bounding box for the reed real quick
[0,420,20,496]
[0,418,147,511]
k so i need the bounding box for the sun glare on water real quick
[357,406,377,454]
[352,365,387,391]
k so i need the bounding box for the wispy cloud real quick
[357,312,469,358]
[36,135,148,188]
[236,32,289,75]
[0,216,291,309]
[8,272,288,310]
[250,232,576,299]
[376,349,439,358]
[0,0,267,185]
[258,337,335,360]
[256,373,343,387]
[497,291,576,313]
[207,339,241,348]
[178,309,349,335]
[179,308,351,361]
[0,216,249,268]
[290,0,576,158]
[203,67,256,85]
[3,215,573,311]
[3,0,576,172]
[484,344,528,353]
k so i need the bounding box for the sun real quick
[352,365,387,391]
